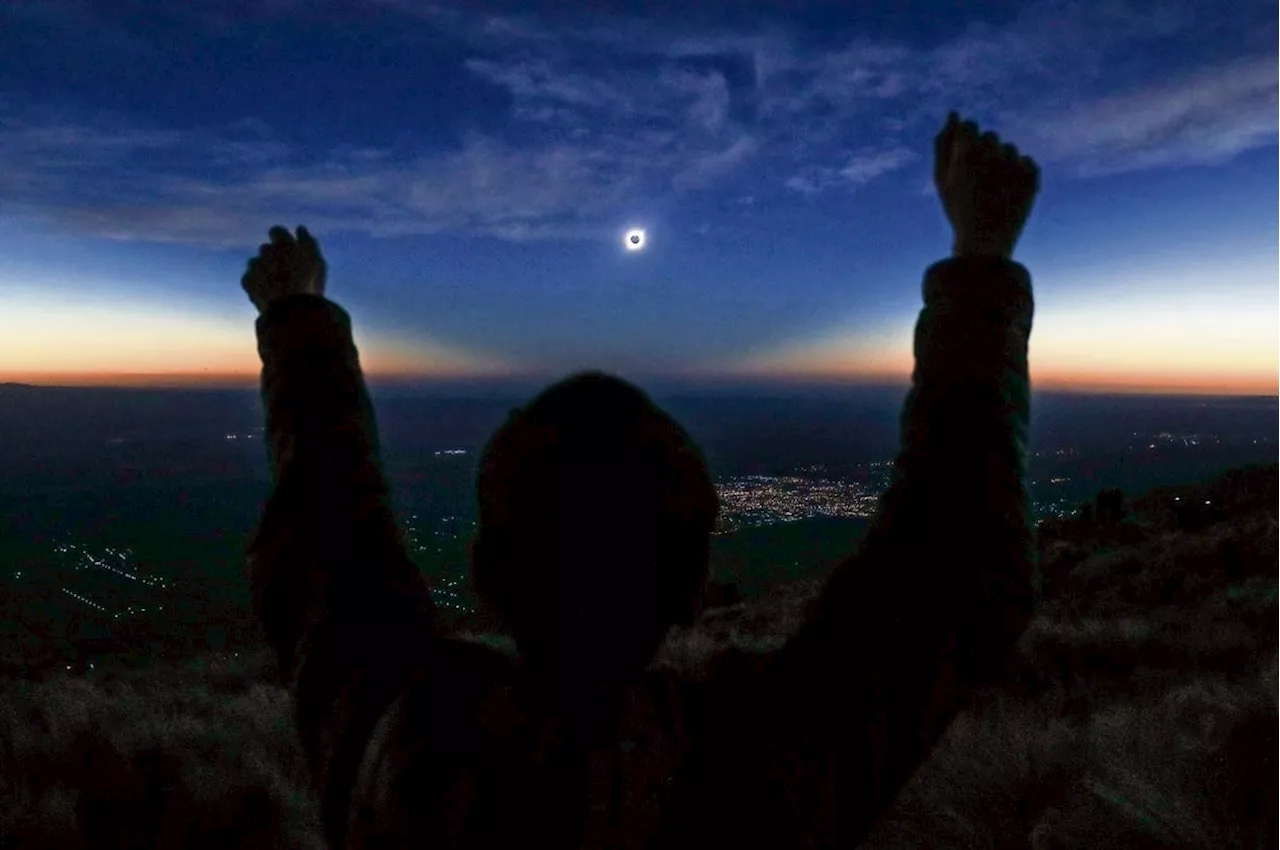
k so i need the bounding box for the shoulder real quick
[426,633,520,679]
[347,635,523,836]
[669,645,777,695]
[351,635,523,773]
[406,635,523,733]
[660,645,784,747]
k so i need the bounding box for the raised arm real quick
[768,115,1040,840]
[242,227,439,847]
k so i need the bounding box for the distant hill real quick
[1,464,1275,848]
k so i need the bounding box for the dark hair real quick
[471,371,719,678]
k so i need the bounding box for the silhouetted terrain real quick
[2,463,1274,848]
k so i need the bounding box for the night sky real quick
[0,0,1275,394]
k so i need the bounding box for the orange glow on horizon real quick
[4,363,1275,396]
[0,342,521,388]
[3,279,1275,397]
[692,368,1276,396]
[699,281,1279,398]
[1029,368,1278,396]
[0,367,525,389]
[0,292,516,388]
[10,355,1280,399]
[0,370,259,389]
[690,344,1277,397]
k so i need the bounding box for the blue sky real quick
[0,0,1276,393]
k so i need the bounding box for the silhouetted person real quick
[241,111,1040,848]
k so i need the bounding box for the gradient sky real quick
[0,0,1276,394]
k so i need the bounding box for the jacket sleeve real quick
[767,256,1037,842]
[245,294,439,848]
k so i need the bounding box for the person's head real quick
[470,371,719,681]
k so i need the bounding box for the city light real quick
[714,473,883,533]
[7,425,1250,674]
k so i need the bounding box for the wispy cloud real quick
[785,147,917,195]
[1013,55,1278,175]
[1,128,650,246]
[2,0,1274,246]
[448,0,1277,190]
[463,57,628,111]
[840,148,918,185]
[672,136,759,190]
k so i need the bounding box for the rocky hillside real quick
[2,464,1275,848]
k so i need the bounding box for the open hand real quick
[935,112,1040,260]
[241,225,327,313]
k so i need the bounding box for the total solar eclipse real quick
[624,228,646,251]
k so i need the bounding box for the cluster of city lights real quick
[15,429,1245,653]
[714,474,882,532]
[55,541,169,589]
[62,587,108,612]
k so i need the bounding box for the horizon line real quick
[2,375,1276,401]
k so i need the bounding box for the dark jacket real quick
[246,256,1037,848]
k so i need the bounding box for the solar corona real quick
[624,228,646,251]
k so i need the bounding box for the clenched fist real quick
[241,225,327,314]
[935,112,1040,260]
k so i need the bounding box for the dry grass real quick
[8,618,1267,848]
[863,657,1277,849]
[0,653,323,849]
[860,467,1278,848]
[1,465,1275,848]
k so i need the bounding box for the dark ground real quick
[1,464,1276,848]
